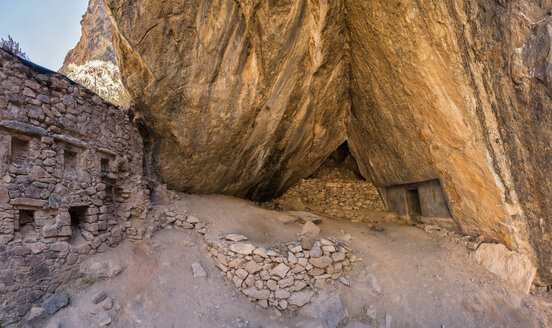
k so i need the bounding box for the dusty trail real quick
[46,194,552,328]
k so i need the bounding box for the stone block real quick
[83,222,99,233]
[42,225,58,238]
[58,226,72,237]
[98,221,107,231]
[56,212,71,226]
[85,206,98,215]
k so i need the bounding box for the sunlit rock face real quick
[60,0,115,73]
[105,0,552,282]
[346,0,552,283]
[103,0,349,199]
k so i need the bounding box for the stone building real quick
[0,48,150,323]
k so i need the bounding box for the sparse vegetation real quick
[0,35,28,59]
[66,60,130,106]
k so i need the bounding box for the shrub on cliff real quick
[66,60,130,106]
[0,35,28,59]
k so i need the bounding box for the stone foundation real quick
[0,49,150,324]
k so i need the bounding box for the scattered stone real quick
[301,221,321,238]
[102,298,114,310]
[225,234,248,242]
[229,243,256,255]
[186,215,200,224]
[92,291,107,304]
[192,262,207,278]
[339,276,351,286]
[43,294,69,315]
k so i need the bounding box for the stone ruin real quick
[206,233,360,311]
[0,49,151,323]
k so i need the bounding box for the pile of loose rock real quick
[263,168,387,222]
[205,233,360,311]
[153,207,208,235]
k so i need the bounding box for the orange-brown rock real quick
[345,0,552,283]
[104,0,552,282]
[60,0,114,73]
[104,0,349,199]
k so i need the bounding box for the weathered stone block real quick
[58,226,72,237]
[42,225,58,238]
[83,222,99,232]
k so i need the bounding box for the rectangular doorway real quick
[406,188,421,221]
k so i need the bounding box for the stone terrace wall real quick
[0,49,150,324]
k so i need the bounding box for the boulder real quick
[104,0,349,200]
[471,243,536,293]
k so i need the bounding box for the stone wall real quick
[0,49,149,324]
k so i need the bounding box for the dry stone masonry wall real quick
[0,49,150,324]
[205,233,359,311]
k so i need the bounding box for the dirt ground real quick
[44,193,552,328]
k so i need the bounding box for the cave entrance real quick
[309,141,363,180]
[266,141,388,221]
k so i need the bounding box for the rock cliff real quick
[60,0,114,73]
[103,0,552,282]
[346,0,552,283]
[104,0,349,199]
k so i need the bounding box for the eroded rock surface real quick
[60,0,114,73]
[104,0,349,199]
[103,0,552,282]
[345,0,552,282]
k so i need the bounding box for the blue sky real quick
[0,0,88,70]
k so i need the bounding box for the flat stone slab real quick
[43,294,69,315]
